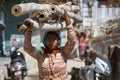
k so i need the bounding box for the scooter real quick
[8,46,27,80]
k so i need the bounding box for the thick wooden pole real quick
[111,45,120,80]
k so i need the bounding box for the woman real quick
[23,10,78,80]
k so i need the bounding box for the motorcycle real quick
[8,46,27,80]
[69,54,112,80]
[80,56,112,80]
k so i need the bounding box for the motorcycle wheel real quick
[11,76,15,80]
[18,76,23,80]
[11,76,23,80]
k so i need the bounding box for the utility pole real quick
[88,0,92,18]
[0,0,6,56]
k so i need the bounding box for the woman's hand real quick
[63,9,71,26]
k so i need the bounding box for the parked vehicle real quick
[8,46,27,80]
[69,55,112,80]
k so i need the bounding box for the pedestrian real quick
[23,10,78,80]
[77,31,87,59]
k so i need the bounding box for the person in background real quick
[106,30,114,36]
[23,9,78,80]
[77,31,87,60]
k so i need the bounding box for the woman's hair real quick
[77,32,86,39]
[80,32,86,39]
[47,31,60,39]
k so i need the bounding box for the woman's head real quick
[43,31,61,49]
[77,32,86,43]
[77,32,86,39]
[80,32,86,39]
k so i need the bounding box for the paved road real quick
[0,57,11,80]
[66,58,85,80]
[0,57,11,66]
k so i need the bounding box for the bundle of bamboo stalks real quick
[12,1,82,32]
[11,1,82,22]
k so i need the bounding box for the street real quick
[0,57,11,80]
[0,56,85,80]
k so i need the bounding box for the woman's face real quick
[79,36,86,44]
[46,33,60,49]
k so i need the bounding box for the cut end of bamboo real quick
[50,5,57,13]
[11,5,22,17]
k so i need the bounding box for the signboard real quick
[10,34,24,47]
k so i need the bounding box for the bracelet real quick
[27,30,32,34]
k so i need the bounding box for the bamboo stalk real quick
[50,5,82,22]
[58,4,80,12]
[16,18,74,32]
[32,10,51,23]
[11,2,80,17]
[11,2,50,17]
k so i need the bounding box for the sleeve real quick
[63,24,78,58]
[23,30,42,59]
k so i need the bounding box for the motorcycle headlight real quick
[105,66,111,75]
[12,66,19,71]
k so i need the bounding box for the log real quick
[32,10,51,23]
[37,18,74,31]
[11,2,51,17]
[100,23,119,33]
[16,18,74,32]
[39,22,66,31]
[58,3,80,12]
[50,5,82,22]
[11,2,80,17]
